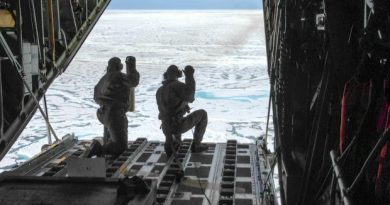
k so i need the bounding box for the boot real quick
[87,139,103,157]
[191,143,208,153]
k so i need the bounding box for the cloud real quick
[108,0,262,9]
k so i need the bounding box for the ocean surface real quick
[0,10,273,182]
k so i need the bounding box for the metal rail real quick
[330,150,353,205]
[0,0,112,162]
[0,32,59,142]
[329,129,390,204]
[0,59,3,139]
[347,129,390,194]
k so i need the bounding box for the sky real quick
[108,0,263,10]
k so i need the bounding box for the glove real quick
[126,56,136,64]
[183,65,195,76]
[125,56,137,73]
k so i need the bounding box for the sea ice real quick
[0,10,273,172]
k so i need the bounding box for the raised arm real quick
[123,56,140,87]
[175,66,195,103]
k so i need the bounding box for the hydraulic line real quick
[43,94,52,144]
[0,59,3,137]
[300,52,330,205]
[68,0,79,32]
[38,0,47,67]
[338,136,357,162]
[48,0,56,61]
[29,0,42,60]
[270,2,287,204]
[85,0,88,21]
[262,68,276,203]
[264,87,272,144]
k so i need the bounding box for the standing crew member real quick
[91,56,140,157]
[156,65,208,157]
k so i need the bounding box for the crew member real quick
[156,65,208,157]
[91,56,140,157]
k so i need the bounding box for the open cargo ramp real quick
[1,136,277,205]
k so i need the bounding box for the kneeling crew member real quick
[91,56,140,157]
[156,65,208,157]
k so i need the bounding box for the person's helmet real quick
[107,57,123,71]
[164,65,182,80]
